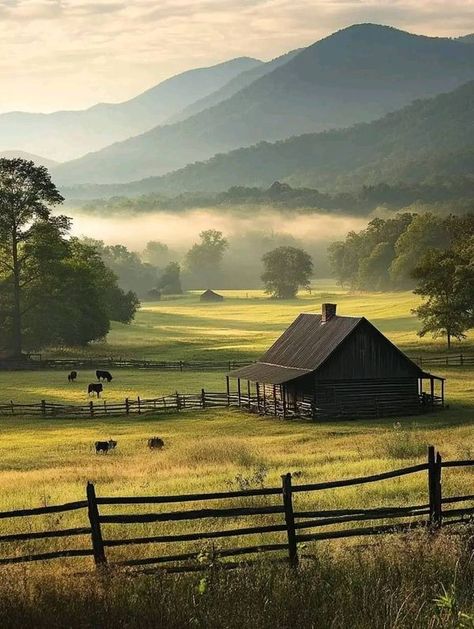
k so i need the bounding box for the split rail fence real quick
[0,447,471,572]
[1,353,473,371]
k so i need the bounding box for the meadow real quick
[0,282,472,627]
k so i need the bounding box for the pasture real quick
[0,283,472,627]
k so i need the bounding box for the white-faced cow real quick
[95,439,117,454]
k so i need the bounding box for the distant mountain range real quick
[62,79,474,199]
[0,150,58,169]
[52,24,474,186]
[0,57,261,161]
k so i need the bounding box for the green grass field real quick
[0,283,472,627]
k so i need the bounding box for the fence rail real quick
[0,389,444,419]
[0,447,471,572]
[0,352,473,372]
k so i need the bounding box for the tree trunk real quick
[11,231,22,359]
[447,331,451,351]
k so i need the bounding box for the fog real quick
[68,208,368,252]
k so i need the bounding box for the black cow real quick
[95,439,117,454]
[88,383,103,398]
[148,437,165,450]
[96,370,113,382]
[68,370,77,383]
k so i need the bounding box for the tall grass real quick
[0,528,471,628]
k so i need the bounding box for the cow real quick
[68,370,77,383]
[95,439,117,454]
[148,437,165,450]
[96,370,113,382]
[88,383,103,398]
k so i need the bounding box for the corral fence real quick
[0,353,473,371]
[0,447,471,572]
[0,388,444,420]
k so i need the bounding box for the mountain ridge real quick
[52,23,474,186]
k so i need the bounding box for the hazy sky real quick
[1,0,473,113]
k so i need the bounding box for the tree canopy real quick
[261,246,313,299]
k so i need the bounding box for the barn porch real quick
[225,371,445,421]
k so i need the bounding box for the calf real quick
[148,437,165,450]
[95,439,117,454]
[68,370,77,383]
[88,383,103,398]
[96,370,113,383]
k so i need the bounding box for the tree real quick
[157,262,182,295]
[0,159,65,357]
[261,246,313,299]
[142,241,171,268]
[185,230,228,286]
[411,245,474,349]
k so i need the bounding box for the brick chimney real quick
[321,303,337,323]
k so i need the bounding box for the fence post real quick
[89,401,94,417]
[10,400,14,415]
[428,446,442,528]
[201,389,206,409]
[176,391,180,411]
[434,451,442,527]
[41,399,46,417]
[460,353,464,367]
[86,482,106,566]
[281,473,298,567]
[137,396,141,415]
[226,376,230,406]
[125,398,130,415]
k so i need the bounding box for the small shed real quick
[228,303,444,419]
[200,289,224,302]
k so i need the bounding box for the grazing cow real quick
[88,383,103,398]
[95,439,117,454]
[68,370,77,383]
[96,370,113,382]
[148,437,165,449]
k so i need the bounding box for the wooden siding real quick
[315,320,421,380]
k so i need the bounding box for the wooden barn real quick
[200,289,224,302]
[228,303,444,419]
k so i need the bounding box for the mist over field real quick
[67,207,368,251]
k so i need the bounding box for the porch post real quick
[282,385,287,419]
[441,379,445,407]
[247,380,251,409]
[430,377,434,407]
[237,378,241,407]
[226,375,230,406]
[256,382,260,412]
[273,384,277,416]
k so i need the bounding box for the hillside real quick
[62,80,474,199]
[0,150,58,169]
[0,57,261,162]
[166,48,301,124]
[53,24,474,186]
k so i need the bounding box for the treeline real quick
[75,176,474,216]
[328,213,474,290]
[0,159,139,357]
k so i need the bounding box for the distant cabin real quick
[229,303,444,420]
[200,289,224,302]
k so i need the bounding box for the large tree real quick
[0,159,65,357]
[185,230,228,286]
[411,243,474,349]
[261,246,313,299]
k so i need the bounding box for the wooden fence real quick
[1,353,473,371]
[0,447,471,572]
[0,388,445,420]
[0,391,239,418]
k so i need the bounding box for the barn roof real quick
[200,289,223,299]
[229,312,424,384]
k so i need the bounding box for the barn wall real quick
[315,320,421,380]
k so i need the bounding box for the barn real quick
[200,289,224,302]
[228,303,444,419]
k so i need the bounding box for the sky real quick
[1,0,473,113]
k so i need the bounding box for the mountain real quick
[62,80,474,199]
[165,48,301,124]
[0,57,261,162]
[53,24,474,186]
[0,150,58,169]
[458,34,474,43]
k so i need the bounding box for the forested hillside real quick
[53,24,474,185]
[63,80,474,199]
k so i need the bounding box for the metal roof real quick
[229,362,312,385]
[230,313,362,384]
[260,313,362,370]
